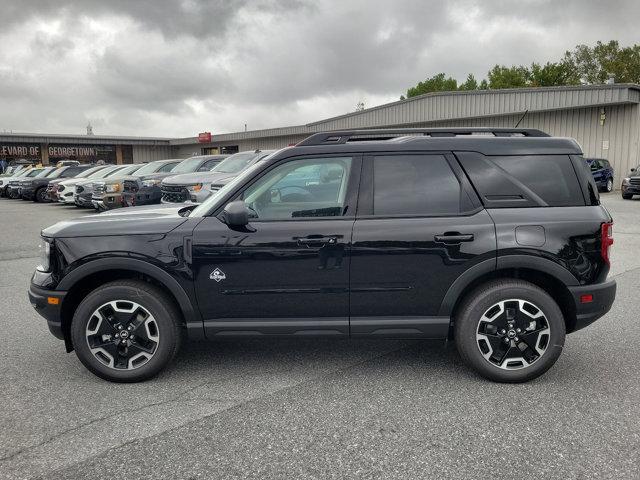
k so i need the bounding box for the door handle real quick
[434,233,474,244]
[297,235,340,247]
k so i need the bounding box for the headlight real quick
[105,183,121,193]
[37,238,52,272]
[189,183,204,192]
[142,179,162,187]
[622,177,630,186]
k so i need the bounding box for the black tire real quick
[454,279,565,383]
[70,280,182,382]
[34,187,48,203]
[605,178,613,192]
[622,193,633,200]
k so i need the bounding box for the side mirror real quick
[221,200,249,227]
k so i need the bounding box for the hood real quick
[163,171,236,186]
[138,172,176,181]
[42,203,195,238]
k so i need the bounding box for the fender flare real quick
[437,255,579,316]
[56,258,203,337]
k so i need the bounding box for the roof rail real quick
[296,127,550,146]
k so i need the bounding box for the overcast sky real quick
[0,0,638,138]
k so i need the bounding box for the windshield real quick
[26,169,43,177]
[104,166,128,178]
[171,157,205,174]
[47,168,67,179]
[75,166,103,178]
[35,168,55,178]
[134,162,165,175]
[89,166,120,179]
[191,161,265,218]
[213,153,256,174]
[116,164,142,176]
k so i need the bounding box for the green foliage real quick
[458,73,479,91]
[405,73,458,98]
[401,40,640,98]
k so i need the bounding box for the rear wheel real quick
[605,178,613,192]
[455,280,565,383]
[70,280,182,382]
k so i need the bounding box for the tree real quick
[564,40,640,84]
[487,65,529,89]
[529,61,580,86]
[405,73,458,98]
[458,73,479,91]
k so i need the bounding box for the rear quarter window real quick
[456,153,585,208]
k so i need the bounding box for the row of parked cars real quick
[0,149,275,209]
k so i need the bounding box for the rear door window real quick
[372,155,461,216]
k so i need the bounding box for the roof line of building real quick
[305,83,640,127]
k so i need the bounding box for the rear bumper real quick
[568,278,616,332]
[28,283,66,340]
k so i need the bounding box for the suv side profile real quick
[586,158,614,192]
[28,128,616,383]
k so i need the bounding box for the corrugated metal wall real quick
[132,145,174,163]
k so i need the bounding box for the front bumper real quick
[28,283,66,340]
[74,192,94,207]
[92,192,124,210]
[568,278,616,332]
[122,187,162,207]
[58,189,75,203]
[621,184,640,195]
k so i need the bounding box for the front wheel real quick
[70,280,182,382]
[455,280,565,383]
[35,187,48,203]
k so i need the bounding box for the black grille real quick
[629,178,640,186]
[161,185,189,203]
[123,180,138,193]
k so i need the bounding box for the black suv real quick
[28,128,616,383]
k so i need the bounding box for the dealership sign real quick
[48,146,97,157]
[198,132,212,143]
[1,144,40,157]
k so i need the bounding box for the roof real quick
[172,83,640,145]
[0,132,172,146]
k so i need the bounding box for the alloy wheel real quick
[85,300,160,370]
[606,178,613,192]
[475,299,550,370]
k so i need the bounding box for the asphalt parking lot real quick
[0,196,639,480]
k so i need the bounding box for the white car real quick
[56,165,115,204]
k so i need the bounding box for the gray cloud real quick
[0,0,637,137]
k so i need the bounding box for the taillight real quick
[601,222,613,265]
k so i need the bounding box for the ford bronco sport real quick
[28,128,616,383]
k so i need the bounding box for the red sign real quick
[198,132,212,143]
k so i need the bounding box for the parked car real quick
[0,167,33,197]
[161,150,274,204]
[29,128,616,383]
[21,164,95,202]
[47,165,105,202]
[56,166,114,204]
[121,156,226,208]
[74,165,138,208]
[9,167,55,198]
[621,165,640,199]
[89,163,146,210]
[585,158,614,192]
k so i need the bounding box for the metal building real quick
[179,84,640,186]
